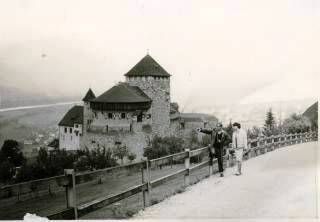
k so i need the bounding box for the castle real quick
[58,54,216,159]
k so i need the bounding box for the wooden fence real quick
[0,132,317,219]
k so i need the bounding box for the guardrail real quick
[0,131,317,219]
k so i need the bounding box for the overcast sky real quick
[0,0,318,111]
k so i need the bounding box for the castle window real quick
[106,125,108,132]
[180,122,185,129]
[91,140,96,144]
[69,128,73,133]
[108,113,113,119]
[71,136,73,141]
[137,114,143,122]
[121,113,126,119]
[75,131,79,136]
[75,124,78,128]
[64,127,67,133]
[87,119,92,125]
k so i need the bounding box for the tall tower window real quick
[108,113,113,119]
[69,128,73,133]
[121,113,126,119]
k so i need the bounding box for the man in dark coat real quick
[197,123,229,177]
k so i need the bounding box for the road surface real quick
[134,142,318,219]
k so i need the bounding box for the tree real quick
[264,108,276,130]
[0,140,25,167]
[247,126,262,139]
[282,113,311,134]
[170,102,179,114]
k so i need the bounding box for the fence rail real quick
[0,131,317,219]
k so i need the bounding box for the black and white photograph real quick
[0,0,319,221]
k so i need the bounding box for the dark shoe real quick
[220,173,224,177]
[235,173,242,176]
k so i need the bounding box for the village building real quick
[58,54,217,158]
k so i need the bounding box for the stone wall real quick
[82,130,150,161]
[126,76,170,137]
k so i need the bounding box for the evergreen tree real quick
[264,108,276,130]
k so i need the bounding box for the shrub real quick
[127,152,136,162]
[0,160,15,183]
[143,135,185,160]
[113,145,129,164]
[283,113,312,134]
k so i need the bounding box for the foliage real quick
[143,135,185,159]
[127,152,137,162]
[264,108,276,130]
[48,138,59,149]
[170,102,179,114]
[0,140,25,167]
[189,129,199,149]
[113,145,129,164]
[201,135,211,147]
[282,113,312,134]
[247,126,262,139]
[0,160,15,183]
[75,146,118,171]
[0,139,26,183]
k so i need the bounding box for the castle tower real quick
[82,88,96,136]
[125,54,171,136]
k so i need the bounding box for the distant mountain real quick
[303,101,318,129]
[194,98,317,130]
[0,85,79,109]
[180,113,218,122]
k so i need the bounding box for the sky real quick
[0,0,318,111]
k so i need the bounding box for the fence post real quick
[141,158,150,208]
[248,141,252,158]
[184,149,190,187]
[64,169,77,219]
[257,138,261,155]
[271,136,275,151]
[264,138,268,153]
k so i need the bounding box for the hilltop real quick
[303,101,318,129]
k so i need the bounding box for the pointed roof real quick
[58,105,83,127]
[92,83,151,103]
[124,54,171,77]
[82,88,96,101]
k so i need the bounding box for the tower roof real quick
[82,88,96,101]
[58,105,83,127]
[92,83,151,103]
[124,54,171,77]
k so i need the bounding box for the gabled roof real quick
[92,83,152,103]
[58,105,83,127]
[82,88,96,102]
[124,54,171,77]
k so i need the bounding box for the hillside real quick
[303,101,318,129]
[0,85,79,109]
[0,104,75,147]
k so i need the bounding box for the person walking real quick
[197,123,229,177]
[232,122,248,176]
